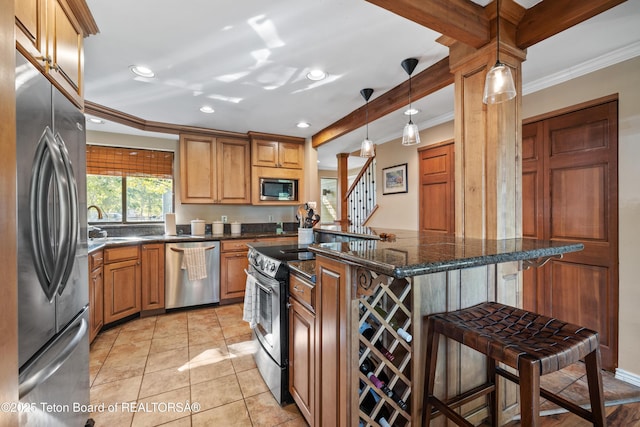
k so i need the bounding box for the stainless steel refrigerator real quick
[16,51,90,426]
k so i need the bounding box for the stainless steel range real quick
[244,243,314,405]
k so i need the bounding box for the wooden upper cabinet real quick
[249,132,305,169]
[15,0,97,107]
[217,137,251,204]
[179,133,250,204]
[48,0,84,102]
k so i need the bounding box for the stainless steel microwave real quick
[259,178,298,201]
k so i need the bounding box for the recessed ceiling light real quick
[88,118,104,124]
[296,122,310,128]
[404,108,420,116]
[306,69,326,81]
[130,65,155,78]
[200,106,215,113]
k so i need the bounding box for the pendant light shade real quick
[359,88,375,158]
[401,58,420,146]
[483,0,516,104]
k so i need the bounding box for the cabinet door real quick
[89,266,103,342]
[180,134,216,203]
[104,258,141,324]
[217,138,251,204]
[278,142,304,169]
[315,255,350,427]
[15,0,47,64]
[47,0,84,104]
[220,251,249,302]
[289,297,315,425]
[252,139,279,167]
[141,243,165,311]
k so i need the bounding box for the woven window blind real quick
[86,145,173,179]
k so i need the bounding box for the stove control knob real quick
[269,263,276,272]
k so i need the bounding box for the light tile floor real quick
[89,303,307,427]
[90,303,640,427]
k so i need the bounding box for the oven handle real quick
[244,269,274,295]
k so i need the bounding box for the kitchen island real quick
[307,226,583,427]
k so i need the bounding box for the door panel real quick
[523,99,618,369]
[419,142,454,233]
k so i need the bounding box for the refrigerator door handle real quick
[29,127,76,302]
[18,314,87,399]
[55,132,79,296]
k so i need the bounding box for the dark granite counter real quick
[309,229,583,278]
[87,231,298,253]
[288,260,316,283]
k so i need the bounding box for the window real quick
[86,145,174,223]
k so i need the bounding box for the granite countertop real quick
[87,231,298,253]
[288,260,316,283]
[309,228,584,278]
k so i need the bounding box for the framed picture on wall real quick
[382,163,408,195]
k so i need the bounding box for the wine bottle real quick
[359,382,392,427]
[374,306,413,343]
[367,372,408,410]
[359,322,395,361]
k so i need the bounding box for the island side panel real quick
[315,255,353,427]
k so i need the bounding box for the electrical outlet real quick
[221,215,228,223]
[268,215,274,222]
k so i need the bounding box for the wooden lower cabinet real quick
[103,246,141,324]
[315,255,351,427]
[220,250,249,301]
[289,273,316,425]
[141,243,165,313]
[220,236,297,303]
[88,249,104,343]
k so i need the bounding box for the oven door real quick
[246,267,283,365]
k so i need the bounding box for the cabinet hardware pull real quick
[293,285,304,293]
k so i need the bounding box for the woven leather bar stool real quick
[422,301,606,427]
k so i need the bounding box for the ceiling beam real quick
[365,0,489,48]
[311,57,453,148]
[313,0,627,150]
[517,0,627,49]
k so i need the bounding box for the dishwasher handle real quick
[170,245,216,252]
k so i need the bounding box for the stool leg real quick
[487,357,498,427]
[518,356,540,427]
[422,318,440,427]
[584,349,606,427]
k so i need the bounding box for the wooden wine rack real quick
[357,269,413,427]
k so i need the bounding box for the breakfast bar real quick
[307,227,584,426]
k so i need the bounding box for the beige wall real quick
[351,56,640,378]
[86,131,297,224]
[366,121,454,229]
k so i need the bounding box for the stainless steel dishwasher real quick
[165,241,220,308]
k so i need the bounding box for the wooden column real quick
[445,6,526,241]
[336,153,350,225]
[442,6,527,422]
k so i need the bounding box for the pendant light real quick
[359,88,375,158]
[401,58,420,146]
[482,0,516,104]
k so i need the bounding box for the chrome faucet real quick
[87,205,104,219]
